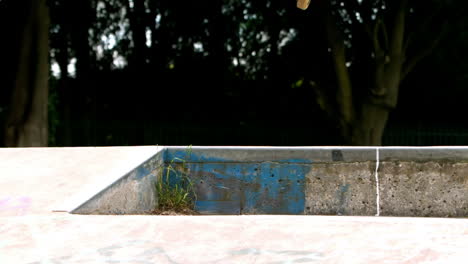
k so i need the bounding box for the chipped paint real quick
[165,155,310,214]
[70,147,468,217]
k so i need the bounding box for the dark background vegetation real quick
[1,0,467,147]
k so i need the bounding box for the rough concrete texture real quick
[1,147,468,264]
[165,147,380,215]
[164,147,468,216]
[305,162,377,216]
[165,146,377,163]
[72,151,164,214]
[59,146,468,217]
[380,147,468,162]
[379,161,468,217]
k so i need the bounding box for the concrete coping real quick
[57,146,468,216]
[164,146,468,163]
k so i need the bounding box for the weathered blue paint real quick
[163,150,311,214]
[240,162,306,214]
[165,149,314,164]
[187,163,242,214]
[165,149,228,163]
[135,166,150,180]
[340,184,350,194]
[68,146,468,216]
[337,184,350,215]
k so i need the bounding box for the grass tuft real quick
[155,147,196,212]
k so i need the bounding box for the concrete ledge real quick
[304,161,377,216]
[3,146,467,263]
[380,147,468,162]
[165,146,377,163]
[379,161,468,217]
[71,149,164,214]
[72,146,468,217]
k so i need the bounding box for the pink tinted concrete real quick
[1,215,467,264]
[0,147,467,264]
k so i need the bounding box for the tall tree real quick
[2,0,50,147]
[298,0,456,145]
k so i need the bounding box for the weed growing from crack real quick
[155,146,196,212]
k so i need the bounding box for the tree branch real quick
[389,0,408,57]
[373,20,383,55]
[311,81,335,118]
[373,19,389,56]
[401,21,448,80]
[326,13,355,124]
[403,9,439,56]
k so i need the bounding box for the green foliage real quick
[41,0,468,146]
[155,147,196,212]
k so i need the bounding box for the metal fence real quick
[383,126,468,146]
[53,119,468,147]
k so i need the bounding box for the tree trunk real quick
[347,103,391,146]
[320,1,408,146]
[4,0,50,147]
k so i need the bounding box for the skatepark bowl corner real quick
[1,146,467,263]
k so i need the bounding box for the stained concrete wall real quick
[379,148,468,217]
[75,147,468,217]
[71,150,164,214]
[304,161,377,216]
[165,147,468,217]
[164,147,378,215]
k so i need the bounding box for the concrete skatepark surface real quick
[1,147,467,263]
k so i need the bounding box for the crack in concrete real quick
[375,148,381,217]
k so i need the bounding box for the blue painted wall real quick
[163,149,312,214]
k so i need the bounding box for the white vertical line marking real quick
[375,147,381,216]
